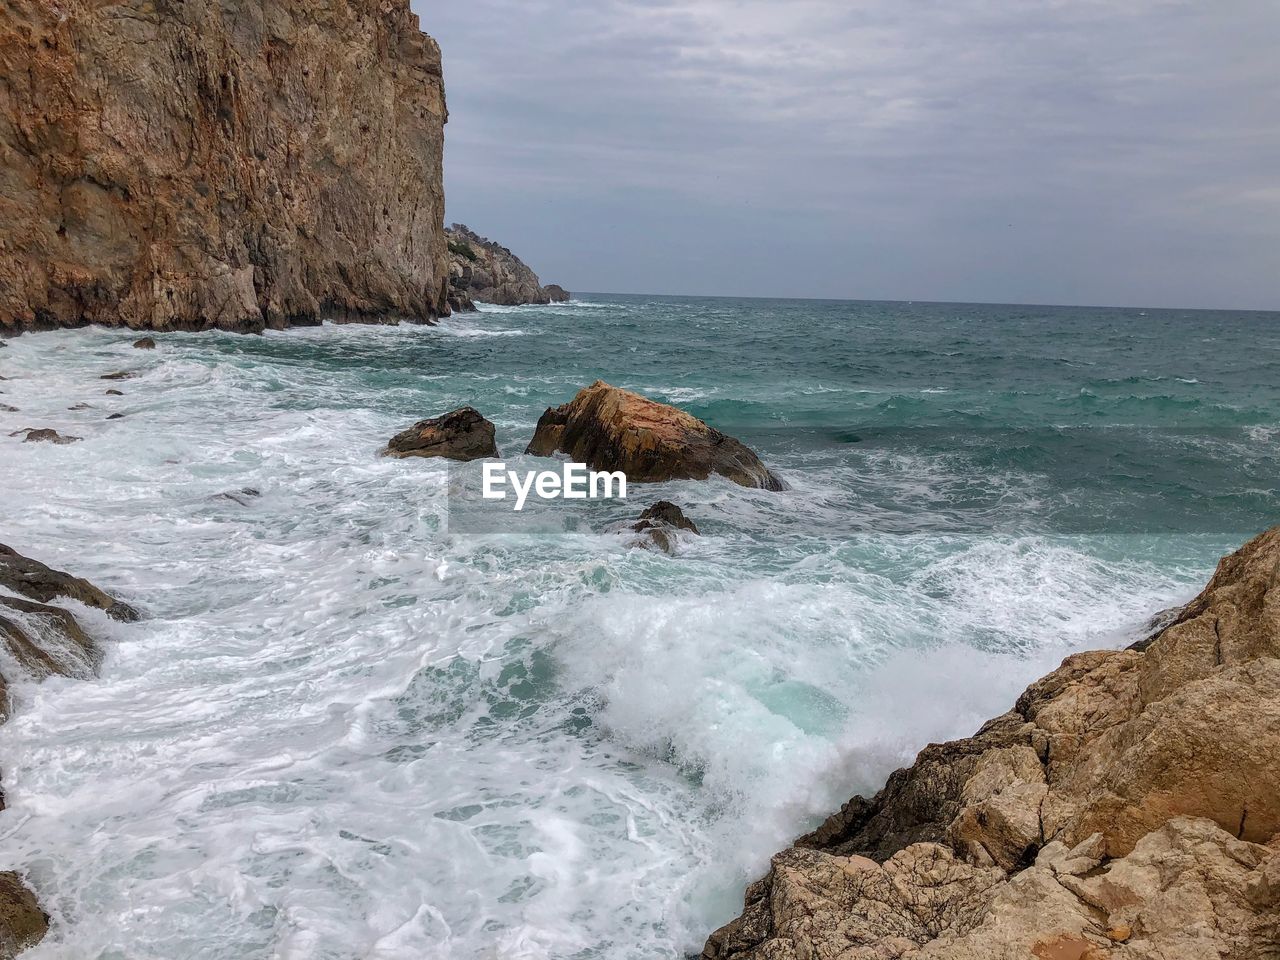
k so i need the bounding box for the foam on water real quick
[0,297,1271,959]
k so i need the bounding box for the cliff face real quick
[0,0,450,334]
[706,528,1280,959]
[446,224,569,310]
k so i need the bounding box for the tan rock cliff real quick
[0,0,450,333]
[705,526,1280,959]
[446,224,569,310]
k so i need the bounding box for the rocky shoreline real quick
[446,224,570,311]
[703,527,1280,959]
[0,545,139,957]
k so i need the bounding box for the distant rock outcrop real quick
[703,526,1280,960]
[526,381,783,490]
[0,0,450,333]
[446,225,569,310]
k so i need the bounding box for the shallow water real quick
[0,295,1276,958]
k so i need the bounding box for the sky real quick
[417,0,1280,309]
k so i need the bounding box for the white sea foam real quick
[0,326,1214,959]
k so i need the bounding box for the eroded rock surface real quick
[705,526,1280,959]
[383,406,499,461]
[446,225,567,309]
[526,381,783,490]
[0,542,139,621]
[0,0,450,333]
[631,500,699,554]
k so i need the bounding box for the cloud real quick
[418,0,1280,307]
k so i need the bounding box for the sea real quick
[1,294,1277,959]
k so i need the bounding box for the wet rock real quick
[0,405,16,413]
[104,389,124,396]
[0,595,103,681]
[11,428,81,445]
[704,526,1280,959]
[132,337,156,349]
[631,501,699,554]
[0,872,48,959]
[214,487,262,506]
[544,284,571,302]
[526,381,783,490]
[383,407,499,461]
[68,403,92,411]
[106,413,125,420]
[0,543,139,621]
[99,371,136,381]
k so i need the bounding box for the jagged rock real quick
[631,501,699,554]
[0,0,450,334]
[526,381,784,490]
[705,526,1280,959]
[0,542,139,621]
[544,284,571,302]
[0,872,48,960]
[132,337,156,349]
[383,407,499,461]
[11,428,80,445]
[446,225,560,307]
[0,595,102,682]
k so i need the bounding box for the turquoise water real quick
[0,294,1276,958]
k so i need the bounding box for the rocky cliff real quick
[705,527,1280,959]
[446,224,569,310]
[0,0,450,333]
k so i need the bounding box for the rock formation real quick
[383,406,499,461]
[446,225,569,309]
[526,381,784,490]
[631,500,699,554]
[0,0,450,334]
[0,543,134,956]
[704,525,1280,959]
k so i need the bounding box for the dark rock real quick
[132,337,156,349]
[544,284,571,302]
[0,543,139,621]
[0,404,16,413]
[631,501,699,554]
[106,413,125,420]
[11,428,81,445]
[104,389,124,396]
[68,403,92,411]
[526,381,784,490]
[0,872,48,959]
[383,407,499,461]
[214,487,262,506]
[100,371,136,380]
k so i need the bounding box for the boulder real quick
[704,525,1280,959]
[0,542,139,621]
[526,381,783,490]
[383,407,499,461]
[11,428,80,444]
[544,284,571,302]
[132,337,156,349]
[104,389,124,396]
[631,501,699,554]
[0,872,48,960]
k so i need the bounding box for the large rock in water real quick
[0,0,450,333]
[703,526,1280,959]
[382,407,499,461]
[0,872,47,960]
[526,381,783,490]
[0,542,139,621]
[446,225,566,309]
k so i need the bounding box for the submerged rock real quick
[213,487,262,506]
[0,595,103,682]
[0,0,450,333]
[383,407,499,461]
[445,225,564,308]
[99,371,136,381]
[0,542,139,621]
[0,404,16,413]
[132,337,156,349]
[104,389,124,396]
[11,428,81,445]
[631,501,699,554]
[526,381,783,490]
[0,872,48,959]
[703,526,1280,959]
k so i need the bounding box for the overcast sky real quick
[417,0,1279,309]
